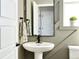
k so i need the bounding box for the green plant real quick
[70,16,77,21]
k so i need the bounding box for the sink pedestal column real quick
[34,52,43,59]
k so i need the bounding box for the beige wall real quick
[18,0,24,17]
[25,0,79,59]
[18,0,25,59]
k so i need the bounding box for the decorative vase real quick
[70,21,76,26]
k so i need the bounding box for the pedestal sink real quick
[23,42,54,59]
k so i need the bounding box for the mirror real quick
[59,0,79,29]
[31,0,55,36]
[26,0,55,36]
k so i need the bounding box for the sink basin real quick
[23,42,54,59]
[23,42,54,52]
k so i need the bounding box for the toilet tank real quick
[68,46,79,59]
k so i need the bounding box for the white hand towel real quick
[20,21,28,44]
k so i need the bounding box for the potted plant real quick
[70,16,77,26]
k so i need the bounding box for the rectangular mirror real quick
[32,1,55,36]
[59,0,79,29]
[25,0,55,36]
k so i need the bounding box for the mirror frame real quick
[31,0,55,37]
[24,0,55,37]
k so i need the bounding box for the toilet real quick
[68,46,79,59]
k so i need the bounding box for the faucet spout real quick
[37,35,41,43]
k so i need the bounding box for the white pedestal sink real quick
[23,42,54,59]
